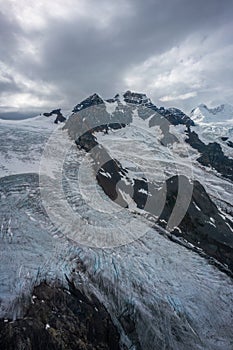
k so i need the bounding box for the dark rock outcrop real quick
[0,281,120,350]
[186,129,233,181]
[75,131,129,207]
[160,107,195,127]
[123,91,151,105]
[70,91,194,129]
[65,96,132,142]
[227,140,233,148]
[159,175,233,271]
[72,93,105,113]
[43,109,66,124]
[121,91,194,127]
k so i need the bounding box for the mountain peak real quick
[191,103,233,124]
[71,91,194,127]
[72,93,104,113]
[123,90,151,105]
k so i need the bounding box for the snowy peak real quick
[72,93,104,113]
[122,90,151,105]
[71,91,194,127]
[73,91,152,113]
[191,103,233,124]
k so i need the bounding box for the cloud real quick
[160,92,197,102]
[124,26,233,112]
[0,0,233,113]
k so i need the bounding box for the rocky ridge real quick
[65,91,233,274]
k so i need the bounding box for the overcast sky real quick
[0,0,233,114]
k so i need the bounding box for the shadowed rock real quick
[186,128,233,181]
[43,109,66,124]
[0,281,120,350]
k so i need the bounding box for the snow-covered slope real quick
[1,170,233,349]
[1,94,233,349]
[190,104,233,158]
[0,114,59,130]
[0,114,63,177]
[191,103,233,125]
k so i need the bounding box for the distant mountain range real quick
[191,103,233,124]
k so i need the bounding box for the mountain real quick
[191,103,233,124]
[72,91,194,127]
[189,103,233,159]
[43,109,66,123]
[0,92,233,349]
[65,92,233,269]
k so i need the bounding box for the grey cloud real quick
[0,0,233,113]
[0,11,23,63]
[0,75,19,93]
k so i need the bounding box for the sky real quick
[0,0,233,115]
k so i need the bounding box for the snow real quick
[173,226,182,233]
[193,202,201,211]
[191,103,233,125]
[95,107,233,225]
[99,169,112,178]
[96,117,190,186]
[104,100,117,115]
[0,115,63,178]
[138,188,148,195]
[190,104,233,157]
[0,105,233,348]
[0,114,59,131]
[116,92,127,105]
[192,123,233,158]
[1,168,233,348]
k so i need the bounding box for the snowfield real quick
[191,103,233,159]
[0,115,61,178]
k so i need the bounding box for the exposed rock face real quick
[122,92,195,127]
[122,90,151,105]
[75,131,99,152]
[65,98,132,142]
[74,126,233,273]
[70,91,194,130]
[158,107,195,127]
[112,91,194,127]
[73,93,105,113]
[75,130,129,207]
[43,109,66,123]
[227,140,233,148]
[0,281,120,350]
[159,175,233,272]
[186,129,233,181]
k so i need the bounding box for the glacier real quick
[0,97,233,349]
